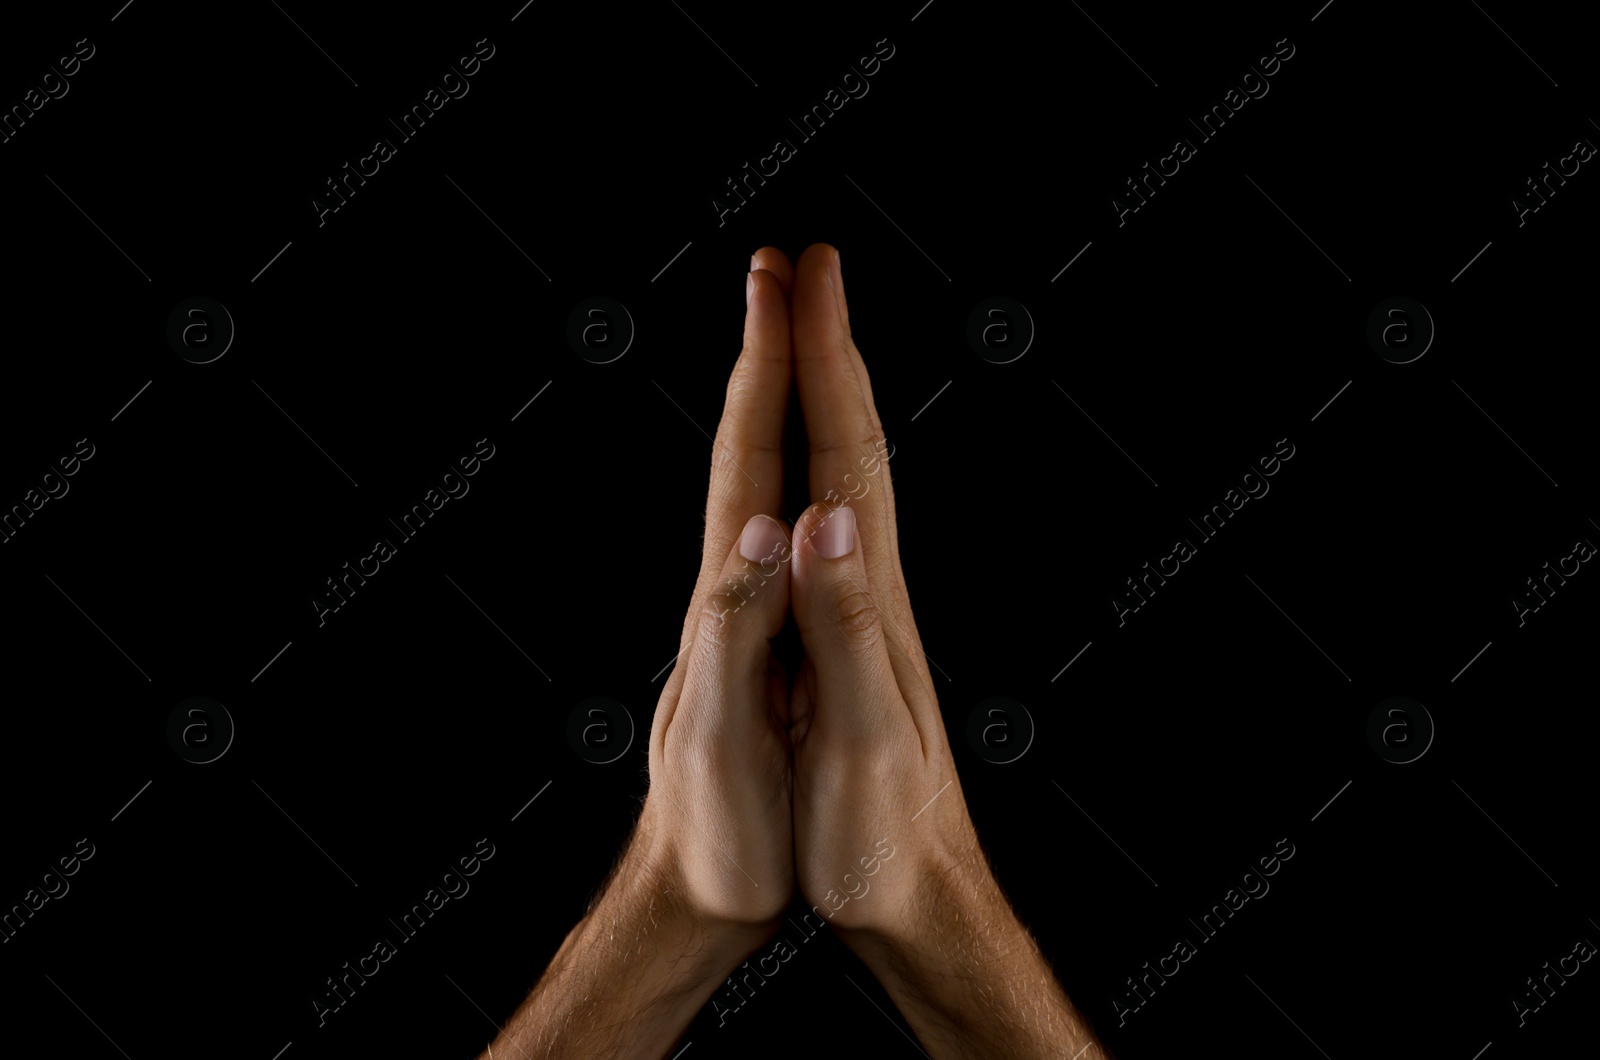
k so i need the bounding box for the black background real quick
[1,2,1595,1058]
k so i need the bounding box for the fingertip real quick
[792,245,847,349]
[741,267,791,348]
[751,246,794,297]
[794,502,859,565]
[739,512,792,565]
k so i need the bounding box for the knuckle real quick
[695,592,741,649]
[833,588,883,645]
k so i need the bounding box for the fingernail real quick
[750,253,759,271]
[746,272,755,306]
[814,505,855,559]
[740,513,787,563]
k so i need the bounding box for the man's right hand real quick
[785,243,1107,1059]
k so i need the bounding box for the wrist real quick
[833,839,1020,984]
[622,804,779,967]
[832,850,1085,1059]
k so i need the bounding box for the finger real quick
[667,265,793,688]
[751,246,794,299]
[792,243,881,458]
[670,513,795,745]
[818,245,904,592]
[788,502,903,741]
[821,247,885,441]
[790,245,933,707]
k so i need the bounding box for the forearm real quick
[840,847,1106,1060]
[479,823,773,1060]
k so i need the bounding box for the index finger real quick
[663,251,796,688]
[790,243,936,714]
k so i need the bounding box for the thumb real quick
[790,502,899,735]
[676,513,793,738]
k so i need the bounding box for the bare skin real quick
[475,245,1108,1060]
